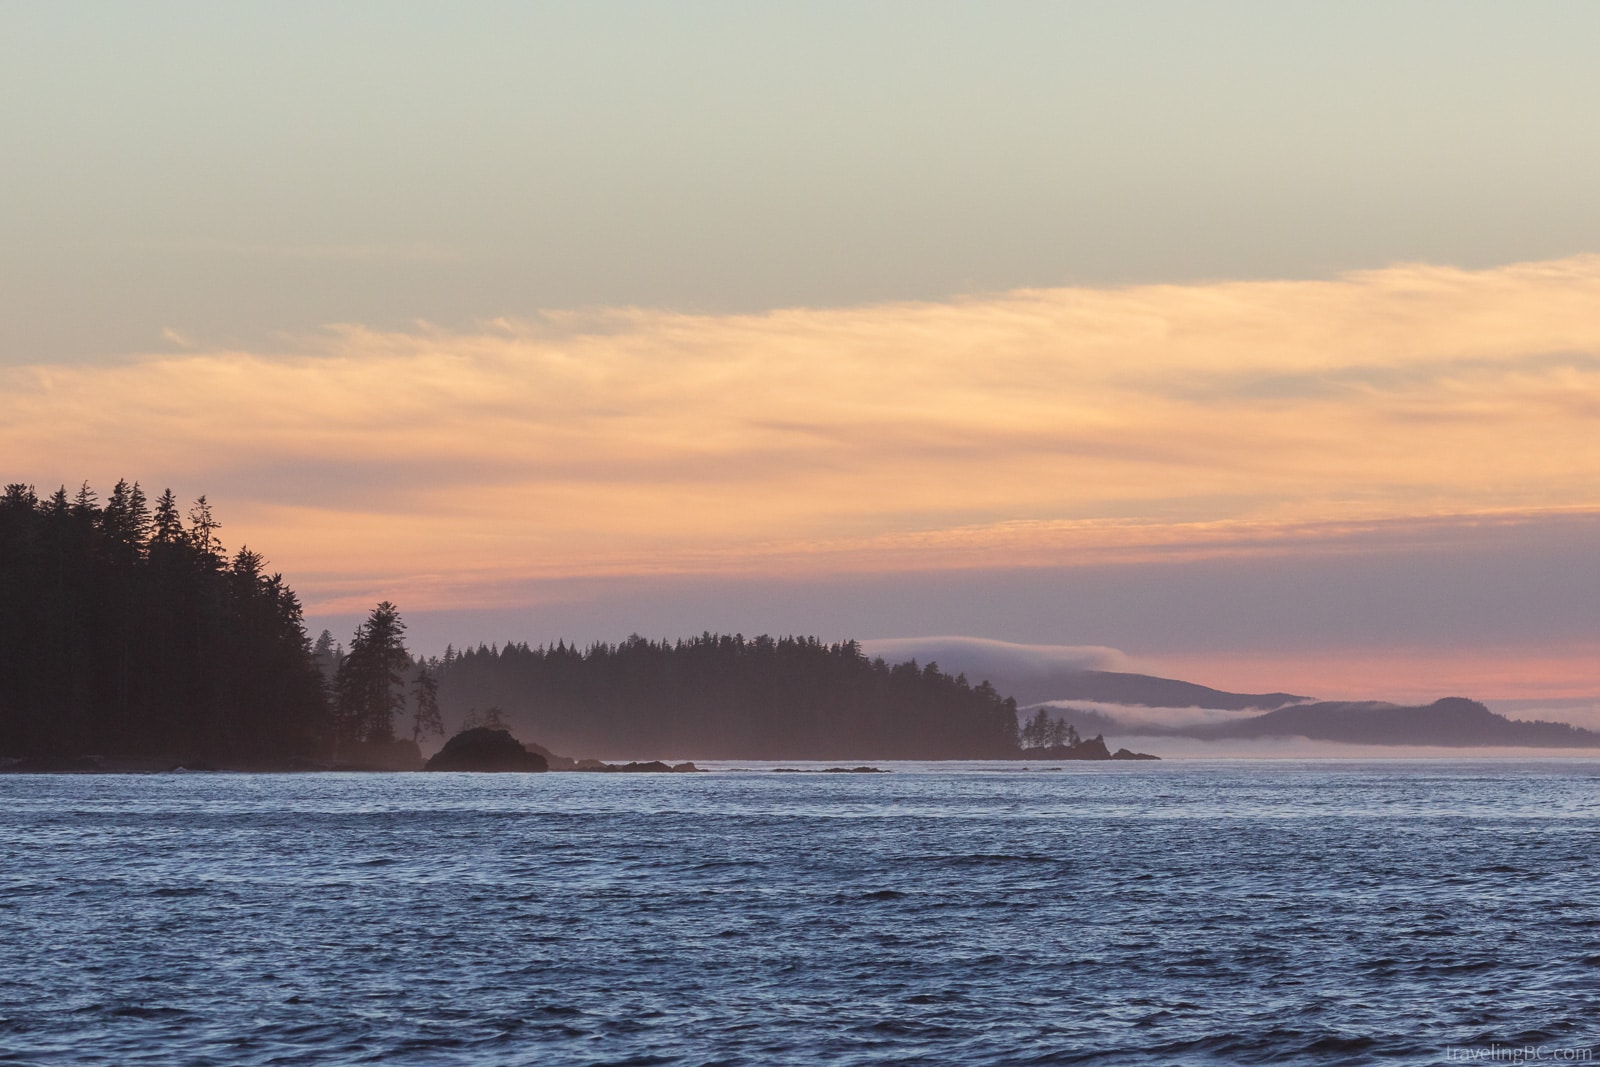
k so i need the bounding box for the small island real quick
[422,727,701,773]
[1010,709,1160,761]
[423,727,549,772]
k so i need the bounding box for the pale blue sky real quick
[4,1,1600,362]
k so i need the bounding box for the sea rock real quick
[569,759,701,772]
[523,741,578,771]
[1069,736,1113,760]
[424,728,549,772]
[771,766,888,773]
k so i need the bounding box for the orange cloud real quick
[4,256,1600,611]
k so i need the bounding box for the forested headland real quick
[1,480,1033,766]
[0,481,328,764]
[430,636,1022,760]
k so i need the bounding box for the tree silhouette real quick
[335,601,410,746]
[432,632,1022,759]
[186,495,223,562]
[411,664,444,743]
[0,479,327,763]
[151,489,183,544]
[1020,708,1082,749]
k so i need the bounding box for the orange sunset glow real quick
[7,256,1599,620]
[11,10,1600,1063]
[6,3,1599,713]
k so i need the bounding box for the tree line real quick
[430,634,1022,759]
[0,481,325,762]
[2,480,1023,764]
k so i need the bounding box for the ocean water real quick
[2,761,1598,1066]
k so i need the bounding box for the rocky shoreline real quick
[418,727,702,772]
[0,726,1155,773]
[1008,733,1160,761]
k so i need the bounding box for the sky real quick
[4,2,1599,704]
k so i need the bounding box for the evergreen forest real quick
[431,635,1021,760]
[0,481,325,763]
[1,480,1023,765]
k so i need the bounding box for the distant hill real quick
[1184,697,1600,748]
[1034,694,1600,748]
[1181,697,1600,747]
[1015,669,1307,711]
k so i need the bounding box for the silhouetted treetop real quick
[0,480,326,763]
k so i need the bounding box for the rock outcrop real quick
[570,759,699,772]
[424,728,549,772]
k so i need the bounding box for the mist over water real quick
[3,762,1598,1065]
[1101,737,1600,760]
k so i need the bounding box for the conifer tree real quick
[411,664,444,743]
[335,602,410,745]
[151,489,184,545]
[72,481,97,514]
[186,496,223,563]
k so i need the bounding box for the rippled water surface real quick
[3,761,1599,1065]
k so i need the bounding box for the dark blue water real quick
[2,761,1598,1066]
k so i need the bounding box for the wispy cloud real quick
[1038,700,1265,731]
[5,256,1600,611]
[859,637,1131,676]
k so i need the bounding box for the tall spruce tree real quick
[335,602,410,746]
[410,664,443,743]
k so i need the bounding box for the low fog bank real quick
[1036,695,1600,748]
[860,637,1130,679]
[1034,698,1600,739]
[1034,700,1267,732]
[1102,736,1600,760]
